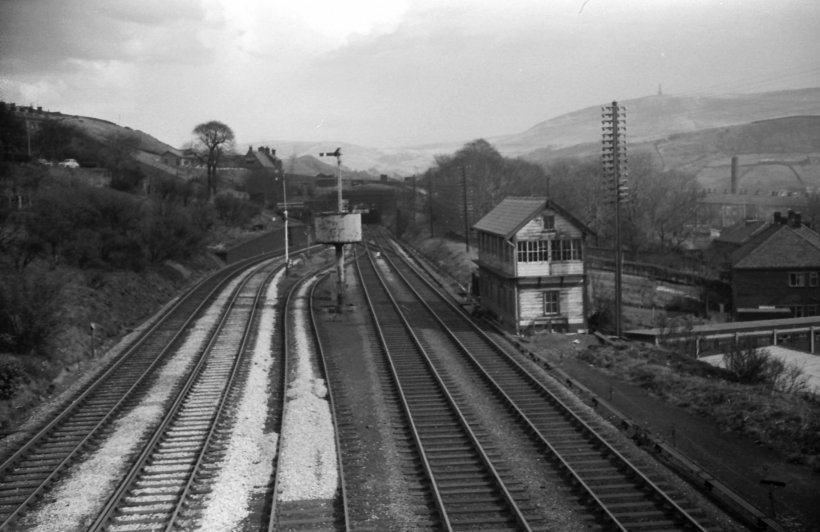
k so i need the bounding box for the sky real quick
[1,0,819,149]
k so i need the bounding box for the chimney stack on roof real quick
[778,210,803,228]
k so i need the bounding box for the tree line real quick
[418,139,704,255]
[0,115,261,364]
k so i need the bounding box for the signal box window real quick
[542,215,555,231]
[543,291,560,315]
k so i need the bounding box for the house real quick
[159,148,197,168]
[731,211,820,320]
[472,196,592,334]
[244,146,282,172]
[706,218,770,269]
[243,146,284,206]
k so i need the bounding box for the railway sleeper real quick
[570,472,625,485]
[110,514,170,529]
[129,485,183,497]
[141,466,193,476]
[434,474,495,488]
[425,447,495,457]
[151,450,197,460]
[446,512,516,528]
[117,500,176,513]
[0,478,42,490]
[0,494,31,508]
[1,463,60,475]
[427,456,483,467]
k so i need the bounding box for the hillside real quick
[44,113,176,155]
[39,87,820,180]
[495,88,820,157]
[247,88,820,177]
[525,115,820,193]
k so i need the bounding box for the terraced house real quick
[473,196,592,334]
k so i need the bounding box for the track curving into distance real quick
[88,259,281,530]
[0,254,278,531]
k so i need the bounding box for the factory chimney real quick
[730,156,739,194]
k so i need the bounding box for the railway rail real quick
[355,242,538,530]
[364,233,717,531]
[0,253,280,530]
[89,260,280,530]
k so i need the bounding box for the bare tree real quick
[192,121,235,201]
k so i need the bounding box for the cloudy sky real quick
[1,0,818,149]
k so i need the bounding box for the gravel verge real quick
[196,269,284,530]
[276,275,338,502]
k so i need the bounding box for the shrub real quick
[109,166,145,192]
[0,272,63,356]
[722,341,809,392]
[213,193,260,226]
[723,342,774,385]
[141,205,207,263]
[0,354,26,399]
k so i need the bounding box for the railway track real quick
[88,260,280,530]
[0,254,278,530]
[355,243,538,530]
[364,234,717,531]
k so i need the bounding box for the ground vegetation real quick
[0,125,266,434]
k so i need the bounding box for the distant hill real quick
[525,114,820,193]
[493,88,820,157]
[42,87,820,183]
[245,140,436,180]
[249,88,820,178]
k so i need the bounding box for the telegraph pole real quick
[602,101,628,337]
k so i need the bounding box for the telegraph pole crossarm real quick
[601,101,629,337]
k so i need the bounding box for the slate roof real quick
[732,223,820,269]
[473,197,545,238]
[473,196,592,239]
[246,150,278,168]
[715,219,768,245]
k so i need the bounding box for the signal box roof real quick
[473,196,592,239]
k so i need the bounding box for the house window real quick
[788,272,806,287]
[543,291,560,315]
[810,272,818,287]
[542,215,555,231]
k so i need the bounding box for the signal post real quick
[317,148,362,311]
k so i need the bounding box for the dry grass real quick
[578,343,820,470]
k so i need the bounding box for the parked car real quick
[37,158,54,166]
[58,158,79,168]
